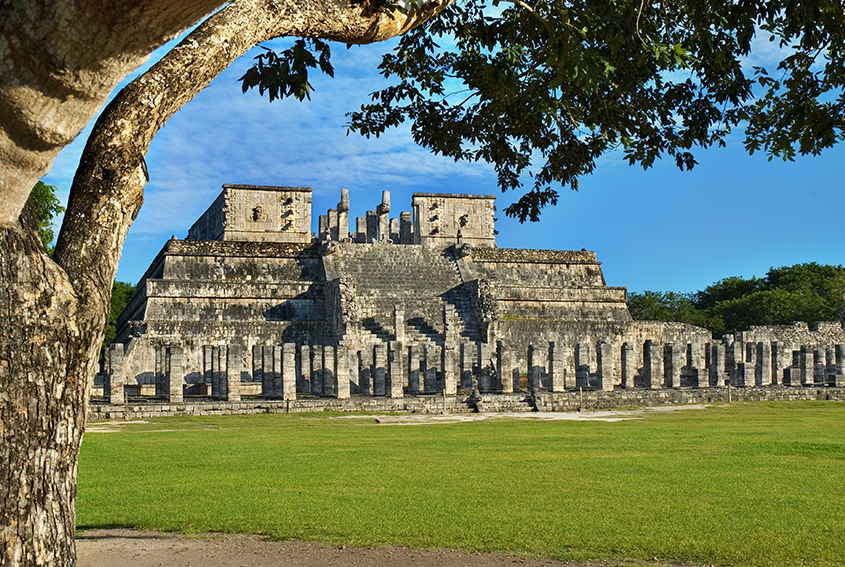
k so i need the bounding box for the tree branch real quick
[53,0,455,315]
[0,0,228,229]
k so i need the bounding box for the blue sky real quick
[43,33,845,294]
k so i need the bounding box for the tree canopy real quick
[243,0,845,221]
[628,263,845,337]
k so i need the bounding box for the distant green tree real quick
[103,280,136,350]
[629,291,690,321]
[30,180,65,253]
[630,263,845,337]
[692,276,765,311]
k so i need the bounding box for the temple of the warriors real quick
[96,184,845,415]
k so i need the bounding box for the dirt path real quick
[77,530,682,567]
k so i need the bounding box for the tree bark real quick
[2,0,453,566]
[0,0,228,229]
[0,203,96,567]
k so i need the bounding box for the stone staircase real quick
[324,244,482,346]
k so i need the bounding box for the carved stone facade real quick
[187,184,312,243]
[96,184,845,407]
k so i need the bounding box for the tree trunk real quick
[0,0,228,229]
[0,204,99,567]
[2,0,454,566]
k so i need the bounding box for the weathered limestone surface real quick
[95,185,845,410]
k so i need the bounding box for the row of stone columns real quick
[317,190,415,244]
[102,340,845,404]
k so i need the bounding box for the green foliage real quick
[78,403,845,566]
[30,181,65,252]
[627,290,711,327]
[630,263,845,336]
[240,2,845,222]
[239,40,333,102]
[102,281,136,349]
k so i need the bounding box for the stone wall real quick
[412,193,496,248]
[187,184,312,243]
[88,386,845,420]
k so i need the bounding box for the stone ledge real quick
[87,387,845,420]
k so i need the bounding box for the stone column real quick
[836,345,845,387]
[399,211,412,244]
[299,345,311,394]
[442,343,458,395]
[826,347,836,386]
[328,209,338,241]
[225,345,242,402]
[107,344,126,404]
[282,343,297,400]
[664,343,680,388]
[758,342,772,386]
[336,343,351,399]
[324,346,336,397]
[155,346,167,399]
[644,340,662,390]
[318,214,328,240]
[729,340,743,386]
[377,191,390,241]
[547,342,558,392]
[393,305,405,343]
[408,345,421,394]
[365,211,378,243]
[270,345,282,396]
[737,343,754,387]
[338,188,350,241]
[167,346,184,403]
[311,345,324,396]
[770,341,782,385]
[710,343,728,387]
[784,350,801,386]
[814,348,826,384]
[596,341,614,391]
[388,341,405,398]
[443,304,457,344]
[575,343,590,388]
[478,342,494,392]
[389,218,400,242]
[424,344,439,393]
[689,341,707,388]
[495,341,507,393]
[548,341,564,392]
[620,342,634,388]
[360,347,374,395]
[560,343,576,390]
[800,346,813,385]
[460,342,474,391]
[261,345,275,397]
[528,344,542,391]
[356,217,367,243]
[374,343,388,396]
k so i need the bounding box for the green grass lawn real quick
[77,402,845,566]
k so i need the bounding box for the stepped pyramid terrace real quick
[94,184,845,417]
